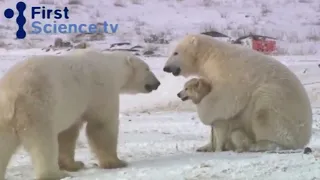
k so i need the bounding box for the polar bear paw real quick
[36,171,70,180]
[196,143,215,152]
[98,159,128,169]
[59,160,85,172]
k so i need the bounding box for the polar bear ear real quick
[190,36,198,46]
[125,55,133,67]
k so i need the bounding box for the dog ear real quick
[199,79,212,91]
[195,80,200,89]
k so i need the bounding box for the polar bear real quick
[163,34,313,153]
[0,50,160,180]
[177,78,252,153]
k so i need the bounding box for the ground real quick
[1,50,320,180]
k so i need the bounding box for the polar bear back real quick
[0,51,130,132]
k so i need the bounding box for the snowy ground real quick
[0,50,319,180]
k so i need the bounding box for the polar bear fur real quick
[177,78,253,153]
[0,50,160,180]
[164,34,313,152]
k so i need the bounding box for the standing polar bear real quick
[164,34,312,152]
[0,50,160,180]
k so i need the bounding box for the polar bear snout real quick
[163,66,181,76]
[163,66,171,72]
[144,81,161,92]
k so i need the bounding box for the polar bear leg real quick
[58,122,84,172]
[249,140,286,152]
[0,130,19,180]
[85,99,127,169]
[21,123,69,180]
[230,129,252,153]
[247,85,295,152]
[224,139,234,151]
[86,119,127,169]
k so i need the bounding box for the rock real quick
[303,147,312,154]
[143,50,154,55]
[110,42,131,48]
[54,37,64,47]
[74,42,88,49]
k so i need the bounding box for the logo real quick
[4,2,26,39]
[3,1,119,39]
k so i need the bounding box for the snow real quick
[0,51,319,180]
[0,0,320,179]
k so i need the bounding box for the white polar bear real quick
[163,34,313,153]
[0,50,160,180]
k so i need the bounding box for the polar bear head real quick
[177,78,211,104]
[163,34,213,77]
[122,54,161,94]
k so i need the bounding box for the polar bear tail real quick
[0,91,16,127]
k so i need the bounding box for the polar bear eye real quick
[173,52,178,55]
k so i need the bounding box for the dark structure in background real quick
[201,31,277,54]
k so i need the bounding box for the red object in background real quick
[252,39,276,54]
